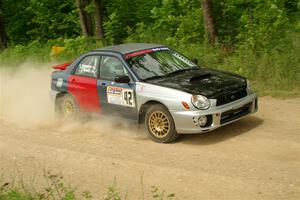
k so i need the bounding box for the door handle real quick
[71,78,76,83]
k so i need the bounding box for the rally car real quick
[50,43,258,143]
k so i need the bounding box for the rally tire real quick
[145,104,179,143]
[60,93,80,119]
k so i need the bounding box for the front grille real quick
[220,102,251,124]
[216,89,247,106]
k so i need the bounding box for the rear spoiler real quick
[52,62,72,70]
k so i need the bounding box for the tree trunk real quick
[84,0,93,36]
[76,0,93,37]
[92,0,103,40]
[202,0,217,43]
[0,0,8,51]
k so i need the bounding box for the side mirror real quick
[192,58,198,65]
[114,75,130,84]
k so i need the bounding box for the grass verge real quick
[0,171,175,200]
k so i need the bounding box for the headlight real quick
[246,79,251,90]
[191,95,210,110]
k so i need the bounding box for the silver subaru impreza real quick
[50,43,258,143]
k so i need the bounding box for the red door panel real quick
[68,75,100,112]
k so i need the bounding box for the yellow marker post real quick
[51,46,65,56]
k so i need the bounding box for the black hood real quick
[146,68,247,98]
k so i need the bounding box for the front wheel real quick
[145,104,179,143]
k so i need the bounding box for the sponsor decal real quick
[125,47,169,59]
[136,85,145,93]
[152,47,169,52]
[78,64,97,74]
[107,86,135,107]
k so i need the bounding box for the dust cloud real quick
[0,62,141,137]
[0,62,55,128]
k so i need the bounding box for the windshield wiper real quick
[142,75,166,82]
[165,67,199,77]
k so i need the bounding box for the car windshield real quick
[126,50,197,81]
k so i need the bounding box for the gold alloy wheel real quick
[62,99,75,117]
[148,111,170,138]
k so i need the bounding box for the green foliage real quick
[102,183,121,200]
[126,0,204,45]
[237,0,289,51]
[55,37,104,61]
[3,0,35,44]
[150,0,204,44]
[0,40,52,66]
[0,172,80,200]
[150,186,175,200]
[103,12,123,44]
[103,0,161,44]
[3,0,80,44]
[0,37,104,66]
[0,173,175,200]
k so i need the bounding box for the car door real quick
[68,55,101,112]
[98,55,138,119]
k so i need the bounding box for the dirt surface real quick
[0,66,300,199]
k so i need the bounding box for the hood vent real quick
[190,73,211,82]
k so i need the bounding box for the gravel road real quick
[0,97,299,199]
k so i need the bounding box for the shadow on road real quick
[178,116,264,145]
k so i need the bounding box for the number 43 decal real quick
[122,89,135,107]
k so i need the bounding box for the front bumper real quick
[170,93,258,134]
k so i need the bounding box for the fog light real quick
[198,115,207,127]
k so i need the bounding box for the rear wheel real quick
[60,94,80,119]
[145,104,179,143]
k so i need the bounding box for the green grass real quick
[0,37,104,67]
[0,172,175,200]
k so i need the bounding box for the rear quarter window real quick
[75,56,100,78]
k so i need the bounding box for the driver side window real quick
[99,56,129,81]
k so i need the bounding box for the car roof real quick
[93,43,166,55]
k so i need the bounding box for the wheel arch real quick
[54,91,69,113]
[138,100,169,125]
